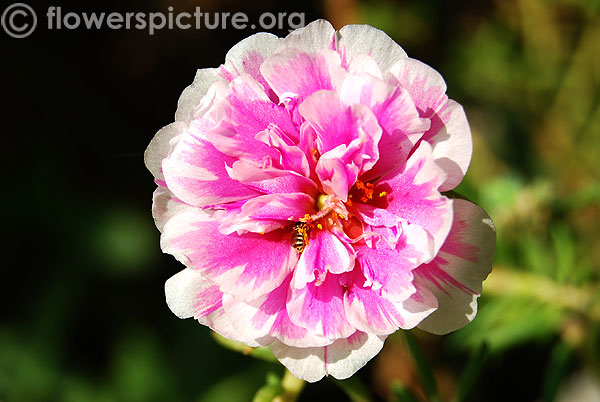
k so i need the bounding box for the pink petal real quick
[344,267,408,335]
[261,50,345,104]
[162,133,258,207]
[201,74,299,163]
[299,91,382,200]
[292,229,355,289]
[165,268,260,347]
[353,241,417,302]
[223,275,333,348]
[416,199,495,334]
[216,193,316,235]
[219,32,281,97]
[269,331,386,382]
[353,203,402,227]
[255,124,310,177]
[376,141,453,259]
[287,273,355,339]
[339,73,430,180]
[161,211,297,302]
[344,288,405,335]
[336,23,408,71]
[299,90,382,161]
[390,58,472,191]
[315,154,355,202]
[226,159,318,197]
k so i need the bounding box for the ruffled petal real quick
[376,141,453,259]
[223,275,333,348]
[277,19,336,53]
[300,90,382,200]
[287,274,355,339]
[336,24,407,71]
[344,267,407,335]
[339,73,430,180]
[261,50,345,104]
[175,68,220,122]
[300,90,382,163]
[151,186,195,233]
[270,331,386,382]
[165,268,260,346]
[219,32,281,96]
[161,211,297,302]
[353,242,417,302]
[201,74,299,163]
[424,100,472,191]
[255,125,311,177]
[416,199,495,334]
[226,159,318,197]
[217,193,316,235]
[162,133,258,207]
[390,58,472,191]
[292,229,355,289]
[144,122,186,180]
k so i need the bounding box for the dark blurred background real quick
[1,0,599,401]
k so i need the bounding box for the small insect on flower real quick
[291,222,310,253]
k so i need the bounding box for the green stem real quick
[211,332,278,362]
[273,369,305,402]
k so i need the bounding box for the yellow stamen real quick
[379,191,387,197]
[316,223,323,230]
[354,179,374,202]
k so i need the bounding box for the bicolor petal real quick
[293,228,355,289]
[270,331,386,382]
[161,211,297,302]
[336,23,408,71]
[376,141,453,259]
[416,199,495,334]
[287,274,355,340]
[162,133,258,207]
[165,268,260,347]
[390,58,472,190]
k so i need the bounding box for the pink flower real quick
[145,20,495,382]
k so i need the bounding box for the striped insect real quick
[291,221,311,253]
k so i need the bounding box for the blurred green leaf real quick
[450,296,565,352]
[331,376,372,402]
[252,372,284,402]
[405,332,441,402]
[0,330,59,402]
[551,224,576,283]
[454,343,488,402]
[391,382,419,402]
[111,330,175,402]
[541,342,573,402]
[197,369,267,402]
[89,207,157,276]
